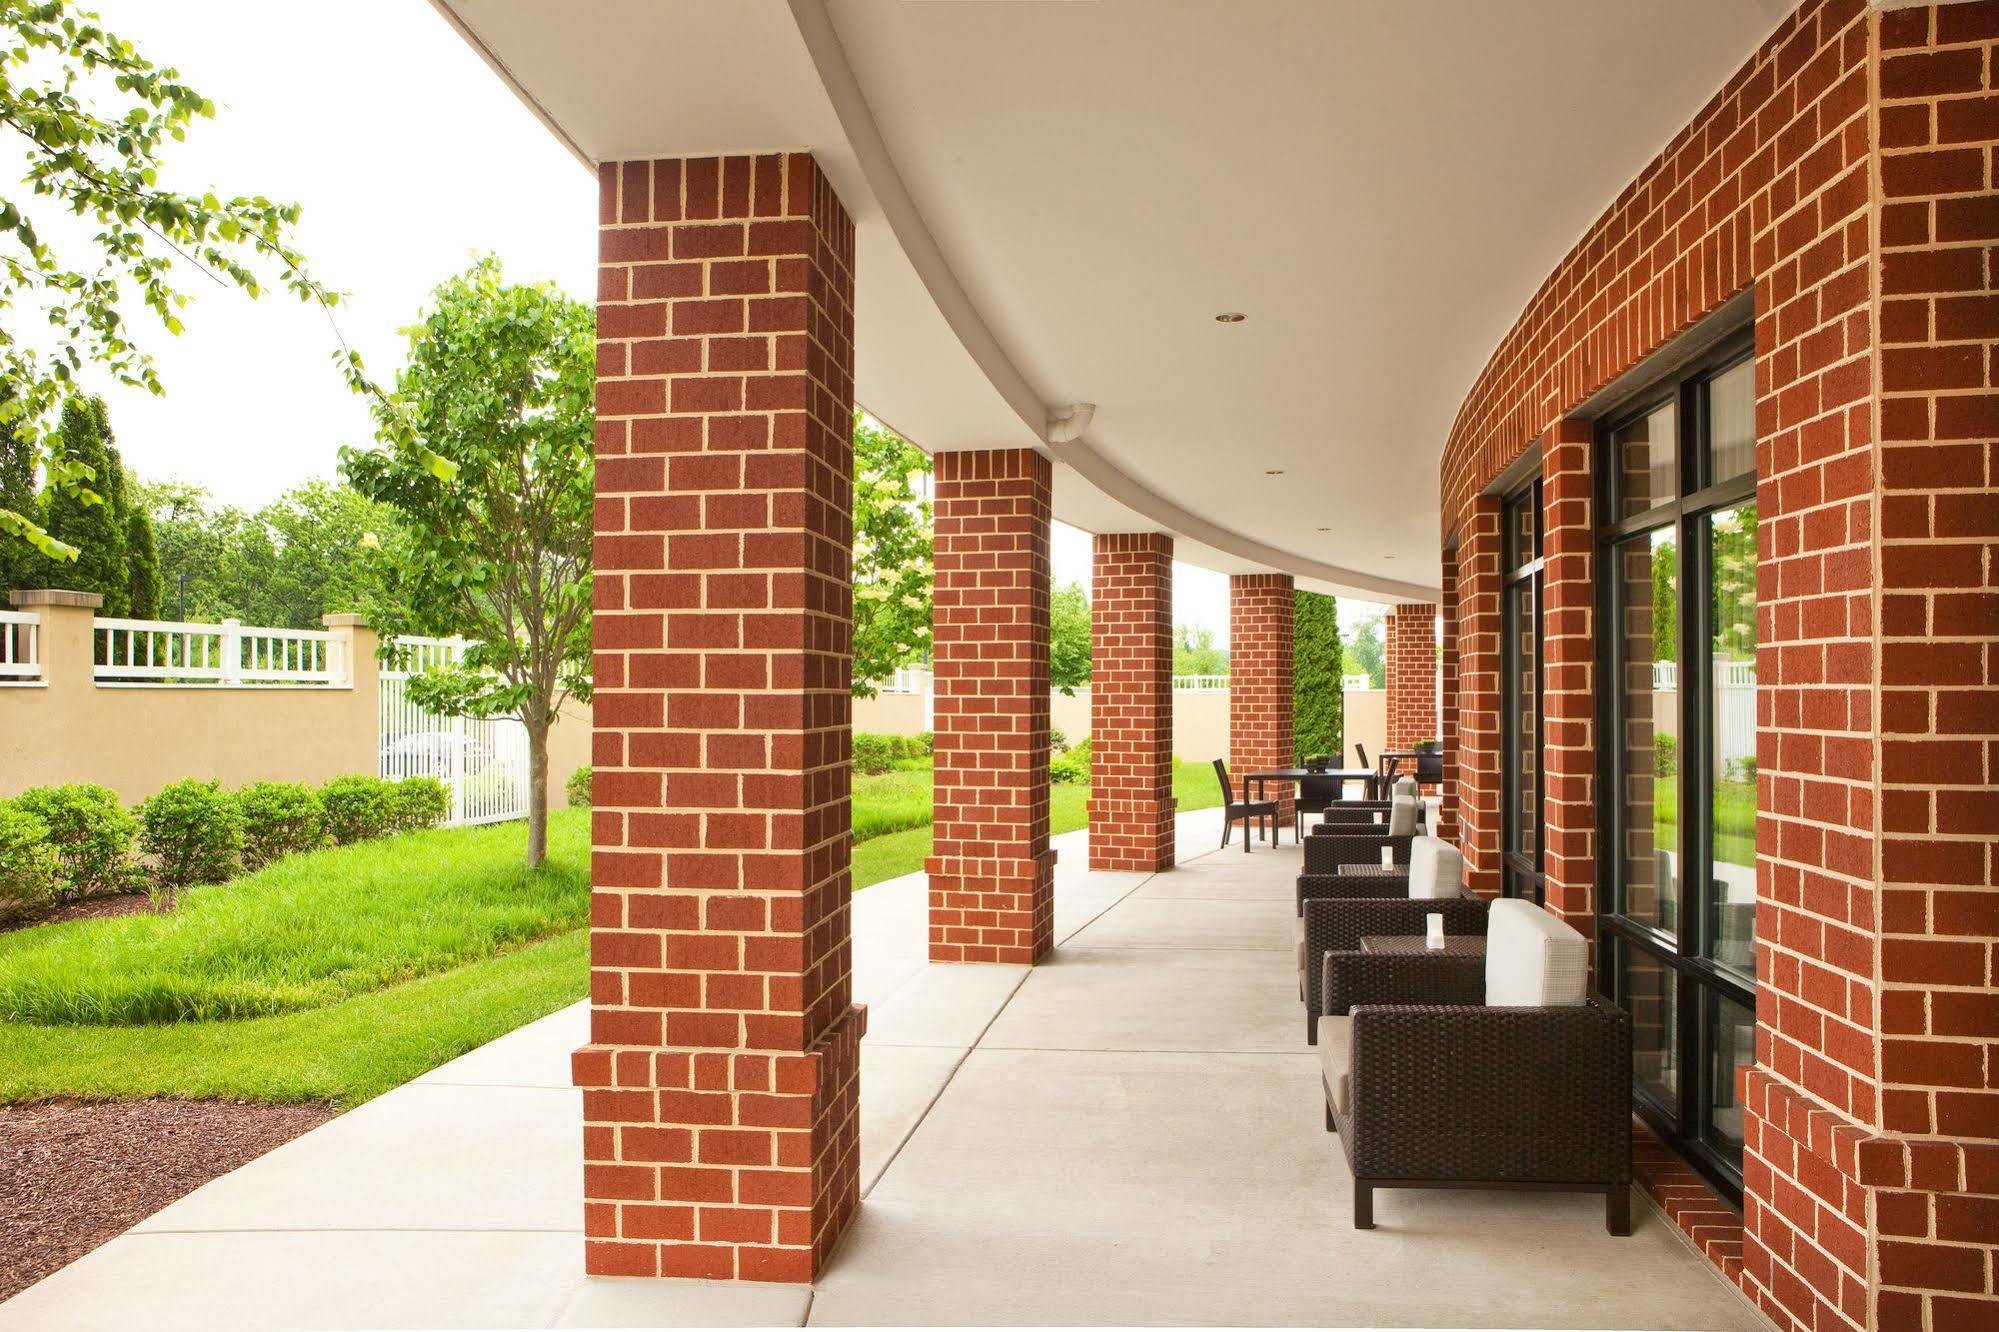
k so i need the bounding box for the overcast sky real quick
[70,0,1381,642]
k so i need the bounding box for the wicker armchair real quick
[1317,901,1633,1235]
[1302,894,1487,1040]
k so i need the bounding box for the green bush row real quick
[853,731,932,775]
[1050,738,1092,785]
[0,774,452,915]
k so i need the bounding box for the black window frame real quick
[1593,327,1759,1200]
[1500,478,1545,906]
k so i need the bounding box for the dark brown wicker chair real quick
[1212,758,1279,853]
[1294,773,1343,840]
[1318,946,1632,1236]
[1302,892,1488,1041]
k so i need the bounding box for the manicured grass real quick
[0,753,1229,1105]
[0,931,587,1105]
[851,767,936,843]
[0,813,591,1026]
[1650,779,1756,869]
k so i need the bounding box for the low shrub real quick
[1050,738,1092,785]
[853,733,897,776]
[915,731,933,755]
[1653,733,1678,778]
[0,804,60,914]
[1050,727,1070,754]
[565,765,592,808]
[10,783,138,899]
[386,777,450,834]
[140,779,245,897]
[320,775,393,845]
[234,782,325,872]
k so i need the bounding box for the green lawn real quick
[1650,779,1756,869]
[0,754,1227,1106]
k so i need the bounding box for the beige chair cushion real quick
[1387,792,1419,837]
[1294,915,1306,976]
[1394,774,1418,800]
[1406,835,1463,899]
[1485,898,1590,1007]
[1318,1014,1353,1115]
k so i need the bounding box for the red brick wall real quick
[1869,4,1999,1325]
[1384,602,1438,752]
[579,152,864,1283]
[1088,533,1175,871]
[925,447,1056,964]
[1453,503,1503,901]
[1438,545,1461,841]
[1542,422,1598,945]
[1228,574,1294,823]
[1433,1,1999,1327]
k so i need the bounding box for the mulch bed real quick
[0,1099,337,1300]
[1,892,155,936]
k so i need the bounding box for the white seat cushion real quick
[1394,775,1418,800]
[1387,792,1419,837]
[1294,916,1306,976]
[1484,899,1590,1007]
[1405,835,1463,899]
[1318,1015,1353,1115]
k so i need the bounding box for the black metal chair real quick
[1213,758,1279,853]
[1353,744,1373,798]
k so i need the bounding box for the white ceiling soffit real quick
[433,0,1797,605]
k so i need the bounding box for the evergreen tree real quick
[35,397,127,610]
[1293,590,1344,761]
[0,396,34,599]
[125,504,163,619]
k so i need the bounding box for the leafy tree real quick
[1050,581,1091,694]
[134,477,244,620]
[1172,624,1228,678]
[1711,505,1756,659]
[0,2,351,567]
[1651,538,1678,661]
[34,396,125,611]
[341,258,593,869]
[253,480,401,628]
[1343,613,1385,688]
[124,502,161,617]
[0,395,34,599]
[852,415,931,696]
[1294,589,1343,761]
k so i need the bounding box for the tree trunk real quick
[525,715,550,869]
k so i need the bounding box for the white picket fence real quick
[378,634,531,827]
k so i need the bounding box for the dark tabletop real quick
[1360,934,1487,956]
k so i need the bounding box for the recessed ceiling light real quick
[1316,526,1331,532]
[1383,554,1396,560]
[1214,312,1246,323]
[1264,468,1285,476]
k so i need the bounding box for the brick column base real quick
[1228,573,1295,825]
[925,849,1057,963]
[573,1003,864,1281]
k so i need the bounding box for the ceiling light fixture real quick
[1264,468,1285,476]
[1214,312,1246,323]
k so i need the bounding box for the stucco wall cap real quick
[9,588,102,609]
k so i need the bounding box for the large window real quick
[1596,333,1758,1193]
[1501,479,1544,905]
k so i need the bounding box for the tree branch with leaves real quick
[341,257,592,869]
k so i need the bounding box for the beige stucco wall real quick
[851,689,927,737]
[0,595,596,811]
[1343,688,1387,765]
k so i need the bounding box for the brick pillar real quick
[1088,533,1175,871]
[1541,423,1596,949]
[1384,602,1438,752]
[576,152,864,1284]
[926,448,1056,964]
[1228,574,1294,825]
[1453,501,1502,900]
[1438,545,1461,841]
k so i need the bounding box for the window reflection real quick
[1624,941,1680,1107]
[1616,400,1677,519]
[1707,360,1755,484]
[1619,528,1677,935]
[1705,993,1755,1159]
[1707,504,1758,977]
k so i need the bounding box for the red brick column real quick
[1088,533,1175,871]
[1384,602,1438,751]
[1453,502,1502,900]
[577,152,864,1283]
[926,448,1056,963]
[1438,545,1461,841]
[1541,422,1596,948]
[1228,574,1294,825]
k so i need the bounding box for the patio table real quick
[1360,933,1487,957]
[1244,767,1376,802]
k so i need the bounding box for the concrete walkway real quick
[1,812,1766,1329]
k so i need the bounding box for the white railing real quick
[94,617,346,686]
[0,609,40,684]
[1342,674,1373,690]
[1172,674,1229,692]
[1651,659,1754,691]
[1652,660,1678,690]
[876,664,927,695]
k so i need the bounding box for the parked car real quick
[379,731,492,777]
